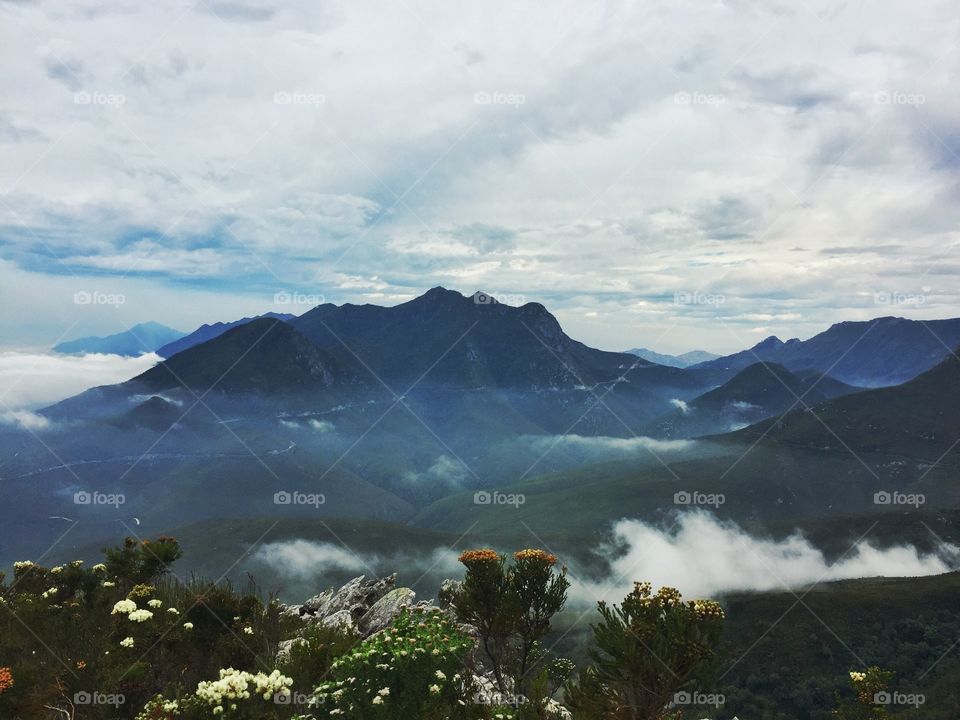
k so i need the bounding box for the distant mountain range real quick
[643,362,861,438]
[6,288,960,567]
[625,347,719,368]
[692,316,960,386]
[156,312,295,357]
[52,321,183,356]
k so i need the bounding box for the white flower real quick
[120,636,134,648]
[147,599,163,608]
[167,607,180,615]
[429,684,441,694]
[14,560,34,570]
[111,599,137,615]
[372,696,384,705]
[183,622,194,630]
[50,566,63,574]
[377,687,390,697]
[102,581,116,587]
[435,670,446,680]
[92,563,107,573]
[128,609,154,623]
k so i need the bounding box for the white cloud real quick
[1,1,959,353]
[670,398,690,414]
[529,434,695,456]
[0,351,160,410]
[577,512,959,602]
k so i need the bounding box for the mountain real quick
[132,317,363,396]
[52,321,184,356]
[727,347,960,460]
[156,312,295,358]
[625,347,719,368]
[643,362,861,438]
[691,316,960,386]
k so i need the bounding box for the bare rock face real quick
[299,574,398,624]
[358,587,416,636]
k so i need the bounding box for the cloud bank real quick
[578,512,960,603]
[0,351,159,410]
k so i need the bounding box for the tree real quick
[565,582,725,720]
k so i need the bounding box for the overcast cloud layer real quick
[1,0,958,352]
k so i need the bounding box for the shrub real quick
[565,582,725,720]
[455,548,570,697]
[312,607,482,719]
[834,667,894,720]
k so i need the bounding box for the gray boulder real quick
[358,587,416,635]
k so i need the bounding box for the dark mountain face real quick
[134,317,362,396]
[53,321,184,356]
[643,362,861,438]
[691,316,960,386]
[727,349,960,460]
[156,312,295,358]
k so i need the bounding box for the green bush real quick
[565,582,725,720]
[311,606,485,719]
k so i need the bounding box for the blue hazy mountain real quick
[691,316,960,386]
[625,347,720,368]
[156,312,295,358]
[52,321,184,356]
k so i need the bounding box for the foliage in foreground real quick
[0,540,730,719]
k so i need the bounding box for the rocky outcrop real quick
[358,587,416,635]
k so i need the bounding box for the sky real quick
[1,0,959,355]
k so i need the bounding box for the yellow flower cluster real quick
[458,549,500,564]
[513,549,558,565]
[689,599,725,619]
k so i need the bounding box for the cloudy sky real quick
[1,0,958,354]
